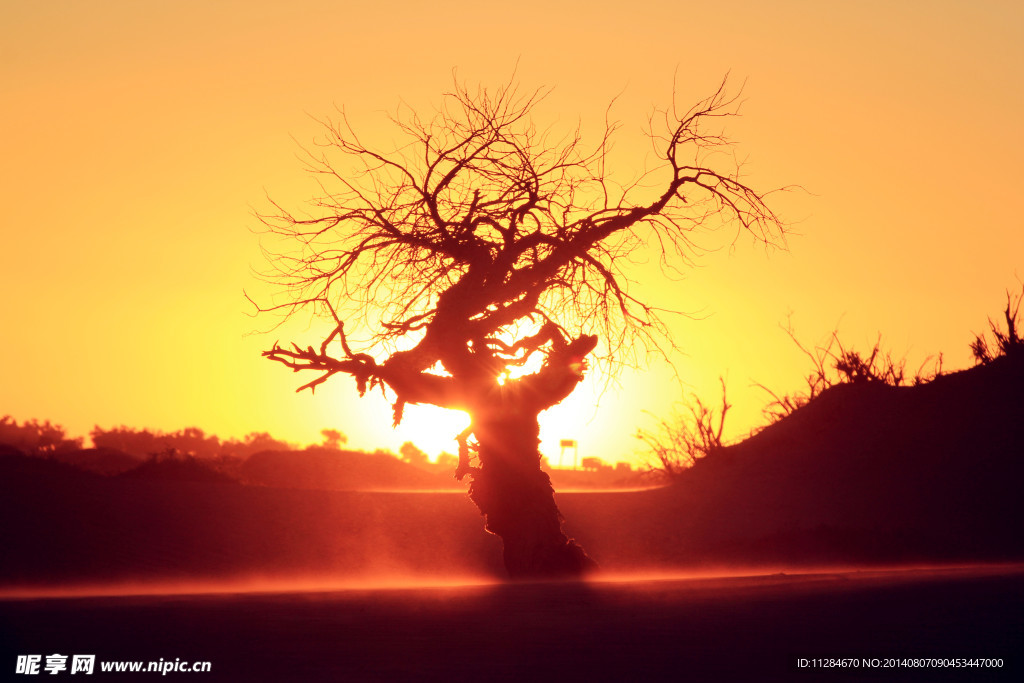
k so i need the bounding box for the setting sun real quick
[391,405,471,460]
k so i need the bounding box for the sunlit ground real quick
[350,485,666,493]
[4,562,1021,601]
[5,565,1020,681]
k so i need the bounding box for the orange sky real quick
[3,1,1022,465]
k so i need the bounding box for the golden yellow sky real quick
[3,1,1022,464]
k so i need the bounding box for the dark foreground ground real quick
[2,565,1021,682]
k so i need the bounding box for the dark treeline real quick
[0,418,639,491]
[0,418,296,461]
[0,419,451,486]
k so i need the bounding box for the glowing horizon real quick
[3,1,1023,466]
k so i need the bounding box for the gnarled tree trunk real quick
[459,353,598,579]
[468,409,596,579]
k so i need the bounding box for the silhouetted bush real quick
[637,378,731,479]
[758,324,942,423]
[971,284,1023,364]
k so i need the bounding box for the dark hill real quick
[559,353,1024,569]
[695,352,1022,553]
[239,447,455,490]
[52,447,141,475]
[119,453,239,484]
[0,452,499,585]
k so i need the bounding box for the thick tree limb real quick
[255,73,786,431]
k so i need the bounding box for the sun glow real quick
[391,375,605,466]
[394,404,471,459]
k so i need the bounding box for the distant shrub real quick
[0,416,82,455]
[224,431,298,458]
[580,456,612,472]
[90,425,165,458]
[320,428,347,449]
[399,441,430,469]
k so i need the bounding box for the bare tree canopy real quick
[253,73,786,577]
[256,75,783,416]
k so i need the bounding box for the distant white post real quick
[559,439,578,469]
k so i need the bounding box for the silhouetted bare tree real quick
[253,75,785,578]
